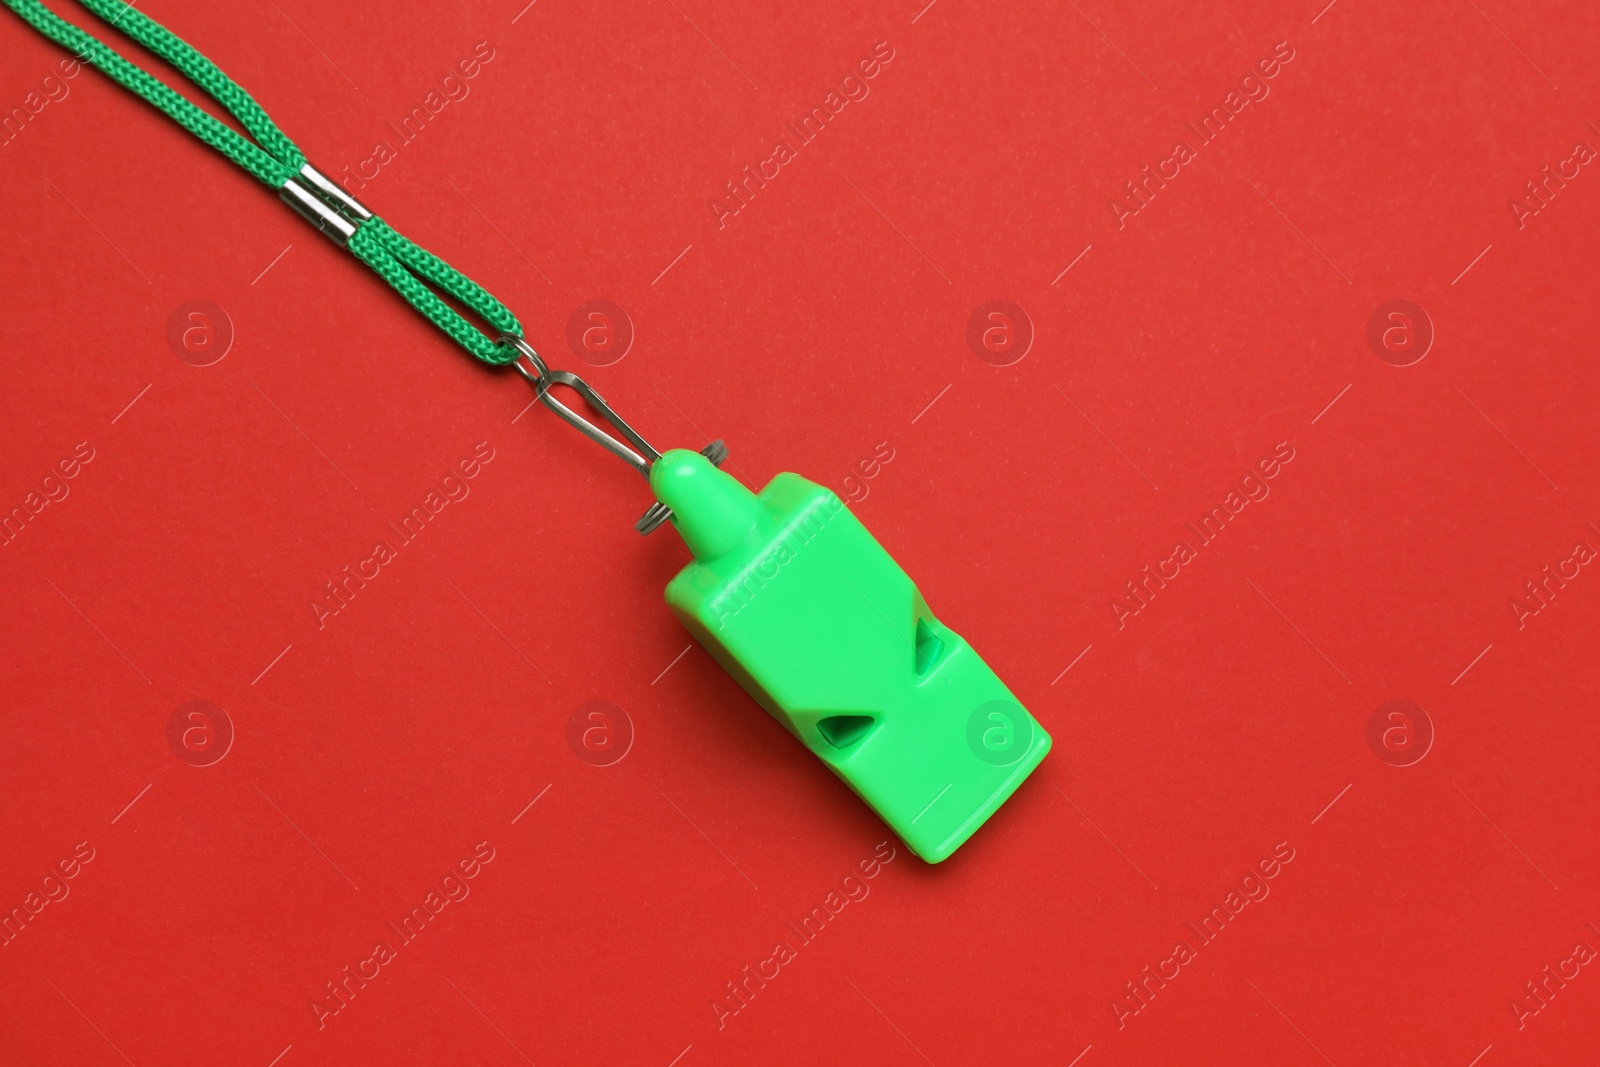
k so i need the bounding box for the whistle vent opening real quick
[914,618,946,677]
[817,714,876,749]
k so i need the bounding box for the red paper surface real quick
[3,1,1599,1064]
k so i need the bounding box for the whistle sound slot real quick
[817,715,876,749]
[914,618,945,677]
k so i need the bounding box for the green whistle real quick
[651,449,1052,863]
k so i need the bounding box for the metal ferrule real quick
[297,163,372,221]
[279,178,358,244]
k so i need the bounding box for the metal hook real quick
[501,334,662,479]
[500,333,729,534]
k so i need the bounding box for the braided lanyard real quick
[3,0,681,502]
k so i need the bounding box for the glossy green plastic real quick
[651,449,1051,863]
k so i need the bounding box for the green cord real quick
[354,219,521,365]
[74,0,308,173]
[2,0,522,366]
[2,0,293,184]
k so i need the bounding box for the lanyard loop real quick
[75,0,306,172]
[1,0,522,366]
[2,0,295,185]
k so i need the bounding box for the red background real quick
[3,0,1599,1064]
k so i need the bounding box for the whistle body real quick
[651,449,1050,862]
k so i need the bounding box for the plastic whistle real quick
[651,448,1051,862]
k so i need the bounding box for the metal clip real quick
[499,334,728,534]
[501,334,663,478]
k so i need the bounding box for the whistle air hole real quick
[817,715,876,749]
[914,617,946,677]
